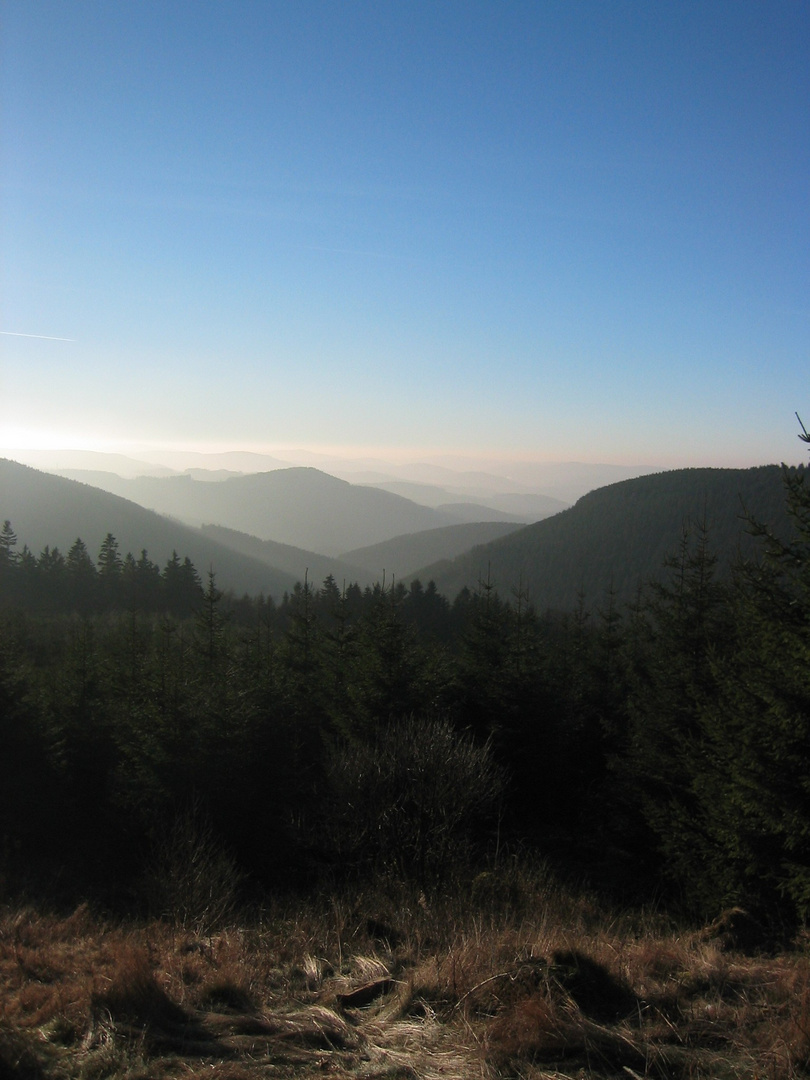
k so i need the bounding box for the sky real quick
[1,0,808,470]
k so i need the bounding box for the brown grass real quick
[1,879,809,1079]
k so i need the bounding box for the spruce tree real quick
[621,517,731,909]
[0,520,20,607]
[97,532,123,610]
[0,520,17,571]
[694,422,810,922]
[66,538,98,614]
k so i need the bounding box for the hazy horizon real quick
[2,2,807,470]
[1,434,806,477]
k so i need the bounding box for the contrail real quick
[0,331,76,342]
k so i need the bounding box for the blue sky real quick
[1,0,808,467]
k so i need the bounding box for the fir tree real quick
[621,516,731,908]
[97,532,123,609]
[694,421,810,921]
[66,538,98,614]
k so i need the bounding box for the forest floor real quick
[2,869,809,1080]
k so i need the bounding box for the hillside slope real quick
[199,524,368,588]
[415,465,800,611]
[361,479,567,520]
[48,468,471,554]
[342,521,524,581]
[0,459,298,599]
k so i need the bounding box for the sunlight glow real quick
[0,426,123,453]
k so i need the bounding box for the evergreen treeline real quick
[0,527,206,618]
[1,434,809,931]
[425,463,801,611]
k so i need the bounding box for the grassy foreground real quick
[1,871,809,1080]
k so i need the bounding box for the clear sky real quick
[1,0,808,469]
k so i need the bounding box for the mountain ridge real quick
[339,521,525,581]
[5,459,802,613]
[410,465,801,611]
[33,466,522,554]
[0,459,298,598]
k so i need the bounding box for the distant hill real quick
[364,480,567,521]
[460,492,568,519]
[198,524,368,588]
[5,448,178,478]
[0,459,298,599]
[432,503,527,524]
[7,448,662,504]
[414,465,801,612]
[8,459,799,613]
[360,459,658,504]
[477,460,660,504]
[202,521,536,589]
[342,522,524,582]
[345,459,656,503]
[41,467,485,554]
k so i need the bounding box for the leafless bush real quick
[141,801,244,935]
[323,713,504,887]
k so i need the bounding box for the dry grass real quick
[1,877,809,1079]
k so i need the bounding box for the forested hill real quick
[417,465,802,611]
[47,466,501,554]
[198,523,368,588]
[0,458,299,598]
[341,521,523,581]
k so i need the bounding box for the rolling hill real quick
[198,524,368,588]
[6,459,803,613]
[1,461,531,600]
[341,521,524,582]
[0,459,299,599]
[413,465,802,611]
[361,479,567,521]
[45,467,490,554]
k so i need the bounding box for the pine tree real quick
[0,520,20,607]
[694,422,810,921]
[316,575,356,735]
[0,520,18,571]
[66,538,98,614]
[346,580,434,734]
[163,551,203,617]
[0,623,61,861]
[37,545,67,611]
[121,551,162,612]
[195,569,229,679]
[97,533,123,609]
[621,516,732,908]
[455,568,514,740]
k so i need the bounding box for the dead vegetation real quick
[1,875,809,1079]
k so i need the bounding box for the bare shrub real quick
[323,713,504,886]
[141,802,244,935]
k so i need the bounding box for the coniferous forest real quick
[2,436,810,1079]
[2,431,810,931]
